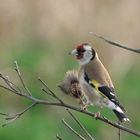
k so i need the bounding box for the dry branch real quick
[0,62,140,138]
[14,61,32,96]
[56,134,63,140]
[90,32,140,53]
[66,109,94,140]
[61,119,86,140]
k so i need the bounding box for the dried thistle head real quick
[58,70,83,99]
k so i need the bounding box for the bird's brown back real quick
[80,54,114,89]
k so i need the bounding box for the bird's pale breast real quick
[79,72,107,106]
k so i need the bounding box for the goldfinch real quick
[69,43,129,122]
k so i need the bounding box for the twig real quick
[56,134,63,140]
[61,119,87,140]
[1,102,37,127]
[0,82,140,137]
[0,85,23,96]
[5,102,37,120]
[0,81,140,137]
[0,112,9,117]
[0,73,20,92]
[14,61,32,96]
[1,116,19,127]
[118,128,121,140]
[66,108,94,140]
[0,63,140,138]
[3,76,17,92]
[118,122,121,140]
[38,77,64,104]
[90,32,140,53]
[41,88,55,97]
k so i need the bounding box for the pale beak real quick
[68,49,77,56]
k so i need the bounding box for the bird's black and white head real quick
[70,43,96,65]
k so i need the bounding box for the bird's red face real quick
[70,43,95,65]
[70,43,88,60]
[75,43,87,59]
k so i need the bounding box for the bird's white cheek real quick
[78,57,90,65]
[78,52,92,65]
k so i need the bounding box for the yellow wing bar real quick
[89,80,108,98]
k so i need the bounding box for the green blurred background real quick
[0,0,140,140]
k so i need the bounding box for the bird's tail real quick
[113,110,130,122]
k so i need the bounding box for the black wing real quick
[98,86,126,112]
[84,72,126,112]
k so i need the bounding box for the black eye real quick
[77,48,85,53]
[81,49,85,52]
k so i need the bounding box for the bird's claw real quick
[94,112,101,119]
[80,104,87,111]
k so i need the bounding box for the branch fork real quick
[0,61,139,139]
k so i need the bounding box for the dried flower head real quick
[58,70,88,109]
[58,70,81,98]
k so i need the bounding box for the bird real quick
[69,43,129,122]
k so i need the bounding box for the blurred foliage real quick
[0,0,140,140]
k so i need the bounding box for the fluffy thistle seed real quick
[58,70,87,109]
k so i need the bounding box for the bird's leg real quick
[94,106,103,119]
[94,112,101,119]
[80,104,87,111]
[94,99,106,119]
[79,96,89,111]
[79,99,87,111]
